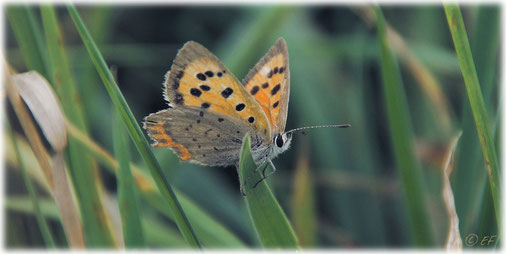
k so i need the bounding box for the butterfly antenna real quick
[284,124,351,135]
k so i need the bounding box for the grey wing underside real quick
[144,106,264,167]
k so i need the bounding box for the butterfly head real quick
[274,131,292,151]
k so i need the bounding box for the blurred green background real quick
[4,4,500,248]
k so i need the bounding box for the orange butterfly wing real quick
[242,38,290,134]
[161,41,271,140]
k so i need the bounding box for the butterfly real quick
[143,38,349,189]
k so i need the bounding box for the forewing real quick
[163,41,271,140]
[144,107,264,166]
[242,38,290,134]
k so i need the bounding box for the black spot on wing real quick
[271,84,281,95]
[190,88,202,97]
[196,73,206,81]
[250,86,259,95]
[235,103,245,111]
[200,84,210,91]
[221,87,233,98]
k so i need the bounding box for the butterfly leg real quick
[240,160,269,196]
[253,159,277,188]
[235,162,247,197]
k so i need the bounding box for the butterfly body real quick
[144,38,291,167]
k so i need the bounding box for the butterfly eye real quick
[275,134,284,148]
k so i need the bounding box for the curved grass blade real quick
[113,111,145,248]
[66,4,201,248]
[9,70,85,247]
[239,135,299,248]
[443,4,501,230]
[14,71,67,151]
[374,6,433,246]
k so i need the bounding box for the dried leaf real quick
[13,71,67,151]
[6,70,84,247]
[6,70,54,189]
[442,131,463,250]
[51,153,85,248]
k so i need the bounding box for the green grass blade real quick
[475,110,501,246]
[470,6,500,105]
[40,5,116,247]
[6,5,49,77]
[239,135,299,248]
[443,4,501,230]
[453,5,500,236]
[374,6,433,246]
[66,4,201,248]
[6,123,56,247]
[113,111,145,248]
